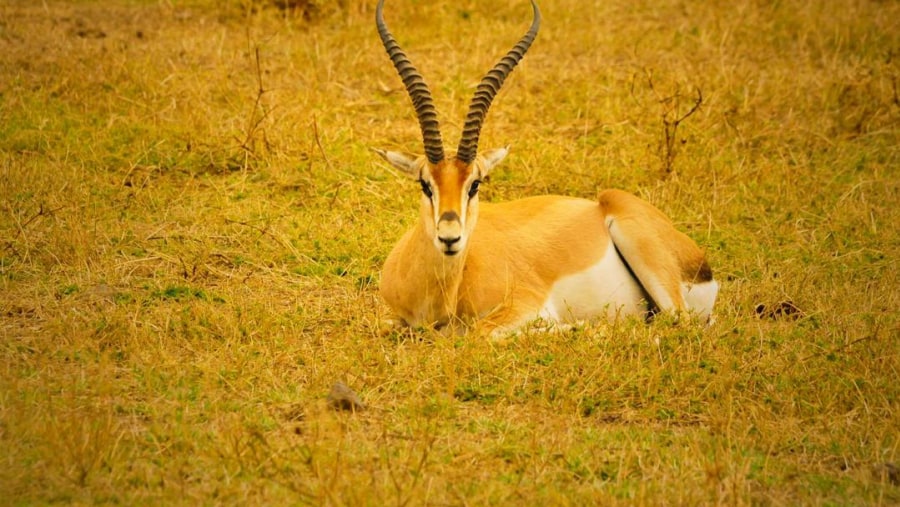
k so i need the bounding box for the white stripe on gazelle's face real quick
[375,147,508,257]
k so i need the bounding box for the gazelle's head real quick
[374,0,540,257]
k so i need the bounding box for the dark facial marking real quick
[468,180,481,199]
[419,179,433,199]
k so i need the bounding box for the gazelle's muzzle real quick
[435,211,464,255]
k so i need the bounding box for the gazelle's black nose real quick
[439,236,461,247]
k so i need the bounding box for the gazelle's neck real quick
[413,219,468,326]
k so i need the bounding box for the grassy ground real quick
[1,0,898,504]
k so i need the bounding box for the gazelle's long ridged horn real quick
[456,0,540,164]
[376,0,445,164]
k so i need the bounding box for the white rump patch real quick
[681,279,719,322]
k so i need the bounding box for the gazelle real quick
[374,0,718,335]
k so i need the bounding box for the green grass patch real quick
[0,0,897,504]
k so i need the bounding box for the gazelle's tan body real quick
[374,1,717,334]
[379,156,717,334]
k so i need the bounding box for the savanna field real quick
[1,0,898,504]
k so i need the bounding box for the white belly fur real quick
[539,243,646,323]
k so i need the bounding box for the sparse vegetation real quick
[1,0,898,504]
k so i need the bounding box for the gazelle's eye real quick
[419,179,433,199]
[468,180,481,199]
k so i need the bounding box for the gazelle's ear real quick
[479,146,509,177]
[373,148,422,178]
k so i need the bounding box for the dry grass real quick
[1,0,898,504]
